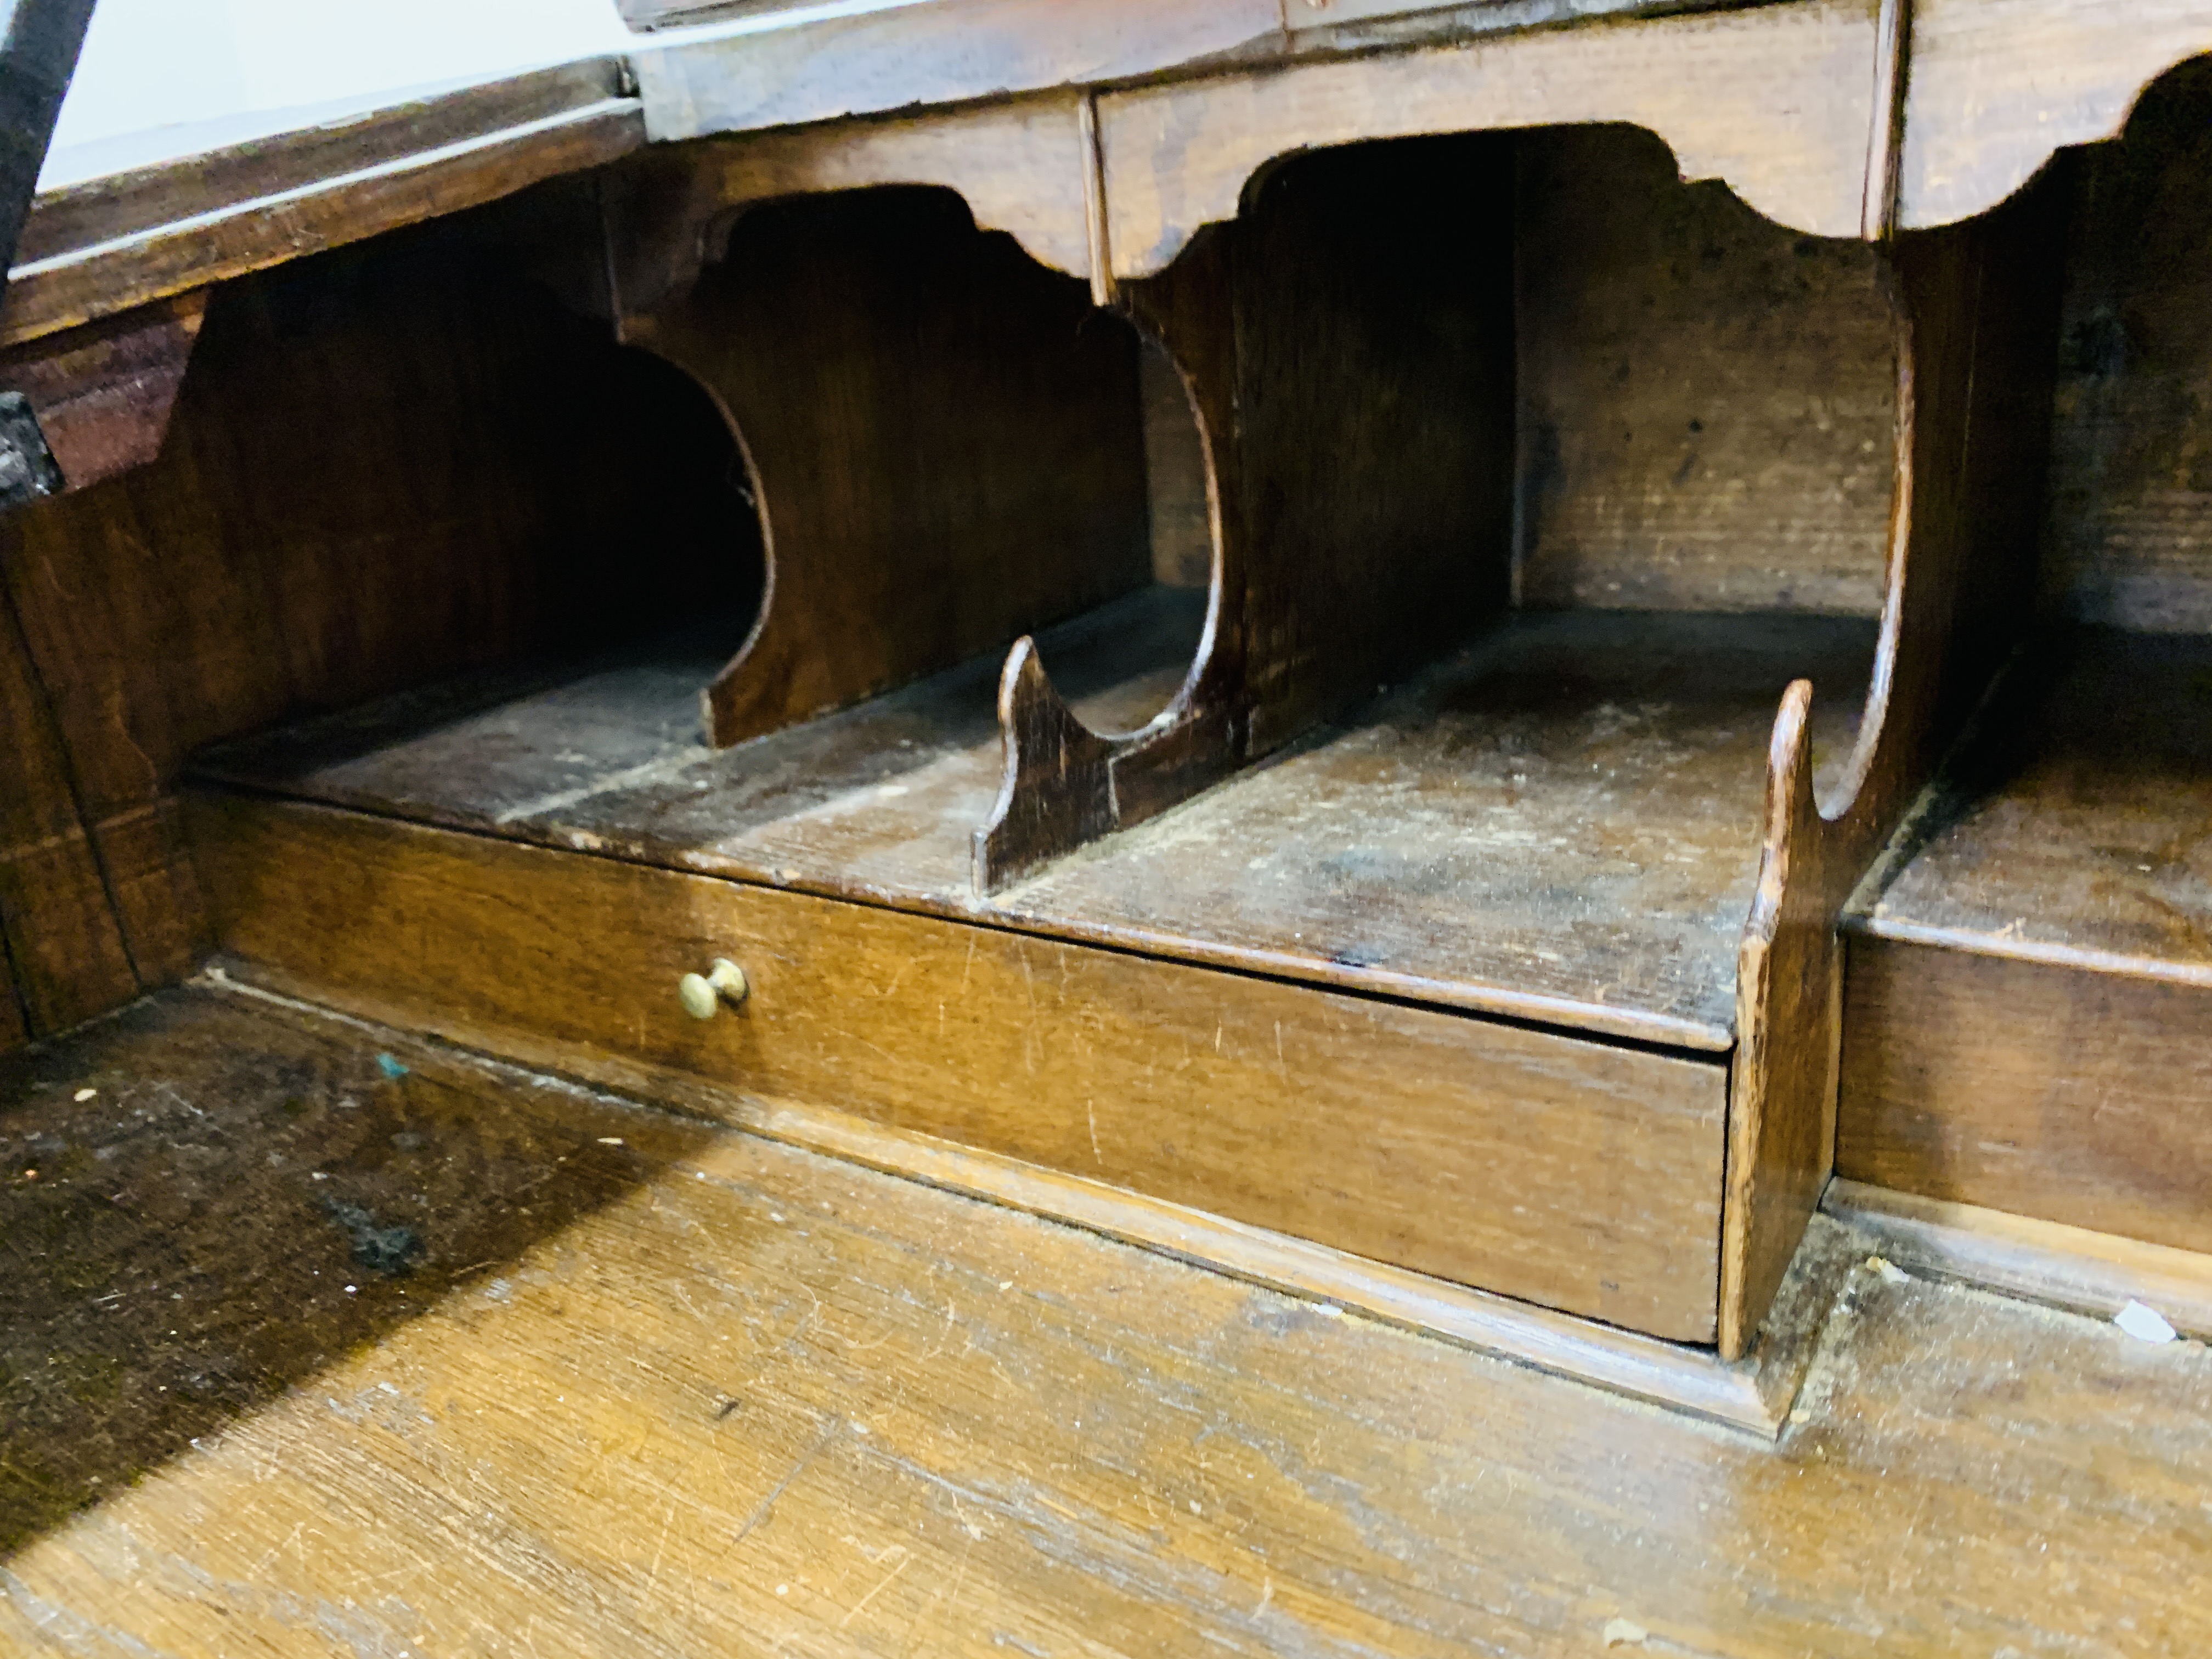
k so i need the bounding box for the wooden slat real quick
[631,0,1280,134]
[0,69,643,347]
[1097,0,1884,277]
[1898,0,2212,230]
[1838,935,2212,1255]
[189,792,1731,1342]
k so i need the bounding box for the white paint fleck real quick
[73,1088,96,1102]
[2117,1300,2179,1344]
[1603,1618,1649,1647]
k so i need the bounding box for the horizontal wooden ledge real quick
[201,963,1823,1435]
[1841,913,2212,991]
[1825,1180,2212,1340]
[2,87,646,347]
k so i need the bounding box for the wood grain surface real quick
[1097,0,1883,276]
[1850,631,2212,976]
[0,205,759,1045]
[607,95,1096,297]
[189,793,1731,1340]
[634,0,1280,137]
[1515,125,1893,615]
[1898,0,2212,230]
[7,985,2212,1654]
[1828,1178,2212,1338]
[619,185,1154,749]
[2,62,642,348]
[2042,59,2212,632]
[979,132,1521,887]
[198,606,1876,1052]
[0,291,206,492]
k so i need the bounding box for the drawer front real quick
[192,793,1726,1341]
[1841,933,2212,1255]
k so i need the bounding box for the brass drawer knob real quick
[679,958,749,1020]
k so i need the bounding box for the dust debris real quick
[1602,1616,1649,1647]
[320,1196,427,1276]
[1866,1254,1909,1285]
[73,1087,97,1102]
[597,1136,624,1146]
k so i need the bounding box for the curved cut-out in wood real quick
[602,93,1095,318]
[1898,0,2212,230]
[615,184,1153,749]
[974,135,1519,894]
[1720,182,2072,1357]
[1094,0,1888,281]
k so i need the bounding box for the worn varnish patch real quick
[3,987,2210,1654]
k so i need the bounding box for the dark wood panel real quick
[0,204,759,1035]
[2043,58,2212,632]
[1515,123,1892,614]
[0,582,137,1039]
[1839,934,2212,1254]
[190,792,1730,1341]
[622,185,1153,747]
[8,984,2212,1654]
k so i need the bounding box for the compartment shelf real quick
[198,603,1869,1053]
[1839,629,2212,1251]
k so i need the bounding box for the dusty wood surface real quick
[1097,0,1883,276]
[2042,59,2212,633]
[0,207,759,1051]
[188,793,1730,1340]
[1515,125,1893,615]
[1850,630,2212,977]
[198,607,1875,1052]
[619,185,1154,749]
[1,61,642,348]
[1897,0,2212,231]
[1827,1178,2212,1339]
[6,985,2212,1654]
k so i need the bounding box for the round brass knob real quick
[679,958,749,1020]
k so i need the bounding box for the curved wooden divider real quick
[1722,186,2070,1355]
[600,104,1136,748]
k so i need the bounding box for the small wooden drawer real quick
[189,792,1726,1343]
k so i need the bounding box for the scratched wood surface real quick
[199,607,1874,1051]
[5,985,2212,1655]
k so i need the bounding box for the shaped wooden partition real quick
[601,98,1122,747]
